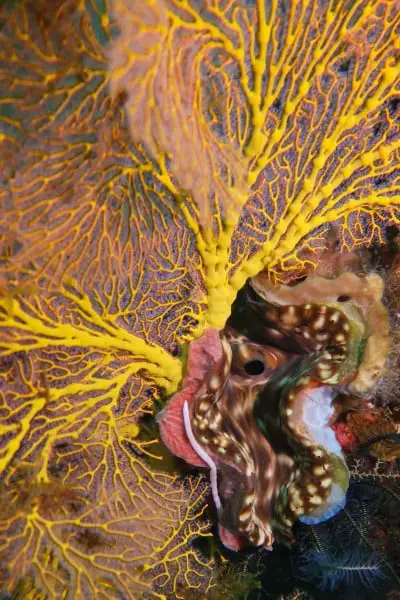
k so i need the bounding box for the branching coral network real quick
[0,0,399,598]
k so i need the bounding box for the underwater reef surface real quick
[0,0,400,598]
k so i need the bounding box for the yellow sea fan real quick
[0,0,400,598]
[108,0,400,331]
[109,0,249,226]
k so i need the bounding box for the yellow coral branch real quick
[0,396,46,474]
[0,287,182,393]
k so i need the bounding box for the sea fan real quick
[1,0,400,597]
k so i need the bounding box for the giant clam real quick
[158,272,389,551]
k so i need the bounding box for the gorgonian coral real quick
[109,0,400,331]
[0,0,399,598]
